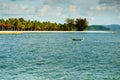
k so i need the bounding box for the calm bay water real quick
[0,32,120,80]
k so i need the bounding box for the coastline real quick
[0,31,116,34]
[0,31,23,34]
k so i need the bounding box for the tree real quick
[0,19,6,30]
[75,18,88,31]
[19,18,25,22]
[0,17,89,31]
[65,18,76,30]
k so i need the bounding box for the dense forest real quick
[0,18,88,31]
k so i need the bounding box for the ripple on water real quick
[0,32,120,80]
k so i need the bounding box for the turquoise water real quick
[0,32,120,80]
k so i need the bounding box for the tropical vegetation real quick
[0,18,88,31]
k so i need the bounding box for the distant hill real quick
[87,24,120,31]
[87,25,110,31]
[104,24,120,31]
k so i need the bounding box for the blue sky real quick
[0,0,120,25]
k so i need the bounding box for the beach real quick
[0,31,23,34]
[0,31,115,34]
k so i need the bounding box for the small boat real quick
[72,38,84,41]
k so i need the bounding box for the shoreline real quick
[0,31,116,34]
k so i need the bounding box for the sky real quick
[0,0,120,25]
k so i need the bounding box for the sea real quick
[0,31,120,80]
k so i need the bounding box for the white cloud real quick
[10,0,40,2]
[0,0,119,24]
[0,3,36,14]
[42,0,100,18]
[37,5,65,19]
[90,17,95,21]
[68,5,77,12]
[43,0,68,5]
[118,16,120,19]
[90,5,116,11]
[0,3,28,10]
[56,7,62,12]
[39,5,51,13]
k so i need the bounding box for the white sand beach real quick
[0,31,115,34]
[0,31,23,34]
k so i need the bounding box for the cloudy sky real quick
[0,0,120,25]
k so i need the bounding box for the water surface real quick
[0,32,120,80]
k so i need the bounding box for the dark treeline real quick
[0,18,88,31]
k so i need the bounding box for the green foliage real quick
[65,18,88,31]
[75,18,88,31]
[0,17,88,31]
[87,25,110,31]
[65,18,76,31]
